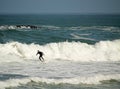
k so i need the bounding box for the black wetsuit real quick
[36,50,44,62]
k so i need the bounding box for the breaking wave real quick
[0,25,61,30]
[0,39,120,63]
[0,25,40,30]
[0,74,120,89]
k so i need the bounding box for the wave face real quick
[0,40,120,63]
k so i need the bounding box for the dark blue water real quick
[0,14,120,44]
[0,14,120,27]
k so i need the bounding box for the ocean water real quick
[0,14,120,89]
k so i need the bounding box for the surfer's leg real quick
[39,56,42,61]
[39,56,44,62]
[41,57,44,61]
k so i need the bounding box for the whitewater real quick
[0,40,120,89]
[0,40,120,63]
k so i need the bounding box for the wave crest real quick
[0,25,39,30]
[0,40,120,63]
[0,25,120,32]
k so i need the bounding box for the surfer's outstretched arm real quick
[36,52,38,55]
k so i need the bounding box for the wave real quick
[0,25,120,32]
[0,25,61,30]
[0,40,120,63]
[0,74,120,89]
[0,25,40,30]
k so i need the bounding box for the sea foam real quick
[0,74,120,89]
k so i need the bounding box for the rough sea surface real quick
[0,14,120,89]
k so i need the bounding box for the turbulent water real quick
[0,14,120,89]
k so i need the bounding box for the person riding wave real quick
[36,50,44,62]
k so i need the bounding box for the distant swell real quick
[0,40,120,63]
[0,25,120,32]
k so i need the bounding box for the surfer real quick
[36,50,44,62]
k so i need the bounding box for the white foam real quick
[0,74,120,89]
[0,40,120,63]
[0,25,34,30]
[0,25,17,30]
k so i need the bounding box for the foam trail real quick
[0,74,120,89]
[0,40,120,63]
[70,33,95,41]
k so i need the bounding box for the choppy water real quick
[0,14,120,89]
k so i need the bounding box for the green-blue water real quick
[0,14,120,89]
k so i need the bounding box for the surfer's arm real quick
[36,52,38,55]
